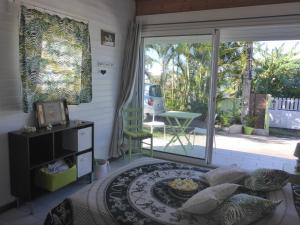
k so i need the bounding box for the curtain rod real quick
[16,0,89,23]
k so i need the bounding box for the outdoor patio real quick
[149,132,298,171]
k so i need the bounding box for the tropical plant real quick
[253,42,300,98]
[217,42,248,100]
[231,114,242,124]
[144,40,300,117]
[145,44,176,97]
[243,115,257,127]
[145,42,212,112]
[216,112,232,127]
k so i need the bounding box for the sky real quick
[258,40,300,53]
[146,40,300,76]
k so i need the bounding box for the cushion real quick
[204,165,248,186]
[214,193,281,225]
[178,183,240,215]
[124,129,152,138]
[244,168,290,192]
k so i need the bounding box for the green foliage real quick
[216,111,242,127]
[145,41,248,115]
[216,98,241,124]
[253,42,300,98]
[145,39,300,118]
[217,42,248,100]
[216,112,232,127]
[243,115,257,127]
[190,102,208,120]
[231,114,242,124]
[145,42,212,113]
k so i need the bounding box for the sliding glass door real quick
[142,31,220,164]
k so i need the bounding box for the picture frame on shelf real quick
[34,99,69,128]
[101,30,115,47]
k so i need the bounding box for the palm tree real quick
[253,42,300,98]
[145,44,176,98]
[241,42,254,120]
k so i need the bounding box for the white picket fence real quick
[269,97,300,129]
[270,97,300,111]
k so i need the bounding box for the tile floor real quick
[150,133,298,171]
[0,158,132,225]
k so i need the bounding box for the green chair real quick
[123,108,153,159]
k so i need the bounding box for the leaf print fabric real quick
[19,6,92,112]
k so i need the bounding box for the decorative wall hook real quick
[97,62,114,75]
[97,62,114,68]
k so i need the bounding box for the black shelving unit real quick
[8,121,94,202]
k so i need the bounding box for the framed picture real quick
[34,100,69,128]
[101,30,115,47]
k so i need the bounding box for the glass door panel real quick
[212,38,298,171]
[143,34,217,162]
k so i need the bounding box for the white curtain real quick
[109,22,142,159]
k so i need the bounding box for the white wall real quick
[269,110,300,130]
[0,0,135,207]
[269,98,300,130]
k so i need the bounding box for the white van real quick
[144,84,165,118]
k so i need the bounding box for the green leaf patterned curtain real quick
[19,6,92,112]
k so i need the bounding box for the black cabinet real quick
[8,121,94,202]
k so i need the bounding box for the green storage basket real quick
[35,165,77,192]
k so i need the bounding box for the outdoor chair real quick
[191,114,217,149]
[143,111,166,139]
[123,108,153,160]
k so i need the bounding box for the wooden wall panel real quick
[136,0,300,16]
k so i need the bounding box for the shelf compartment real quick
[54,131,76,159]
[62,127,92,152]
[55,149,76,160]
[29,134,53,168]
[34,165,77,192]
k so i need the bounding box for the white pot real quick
[94,159,110,180]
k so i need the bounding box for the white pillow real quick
[178,183,240,215]
[204,165,248,186]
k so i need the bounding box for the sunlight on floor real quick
[144,133,297,171]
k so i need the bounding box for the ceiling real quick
[135,0,300,16]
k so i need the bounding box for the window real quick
[19,6,92,112]
[149,85,162,97]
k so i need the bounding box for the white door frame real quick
[142,30,220,165]
[141,14,300,165]
[205,29,220,164]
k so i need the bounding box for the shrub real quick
[231,114,242,124]
[217,112,232,127]
[243,115,257,127]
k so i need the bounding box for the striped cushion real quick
[244,169,290,192]
[215,193,281,225]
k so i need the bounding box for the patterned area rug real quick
[292,184,300,216]
[105,162,210,225]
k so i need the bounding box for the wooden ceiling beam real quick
[135,0,300,16]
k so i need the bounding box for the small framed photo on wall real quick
[101,30,115,47]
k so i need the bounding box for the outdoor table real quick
[158,111,201,154]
